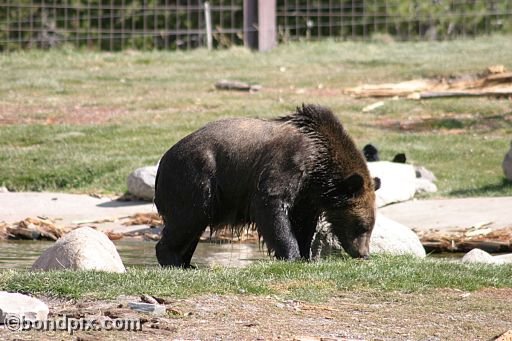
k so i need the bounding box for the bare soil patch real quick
[3,289,510,340]
[0,104,129,125]
[372,112,512,134]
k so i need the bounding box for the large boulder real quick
[0,292,49,323]
[367,161,417,207]
[127,166,157,201]
[367,161,437,206]
[503,141,512,181]
[370,214,426,257]
[311,213,426,259]
[32,226,126,273]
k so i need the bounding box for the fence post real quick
[258,0,276,51]
[204,2,213,50]
[243,0,276,51]
[243,0,258,49]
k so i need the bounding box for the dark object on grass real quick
[363,144,380,162]
[214,79,261,92]
[363,144,407,164]
[155,104,381,268]
[392,153,407,163]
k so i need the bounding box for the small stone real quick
[461,248,501,265]
[128,302,166,316]
[493,253,512,264]
[140,294,158,305]
[414,165,437,182]
[0,292,49,322]
[0,186,9,193]
[127,166,157,201]
[414,178,438,194]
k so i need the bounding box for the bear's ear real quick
[341,173,364,197]
[374,177,381,191]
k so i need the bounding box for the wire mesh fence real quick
[277,0,512,42]
[0,0,243,51]
[1,0,511,51]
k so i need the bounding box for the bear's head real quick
[323,173,381,258]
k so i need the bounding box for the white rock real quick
[370,213,426,258]
[0,186,8,193]
[311,213,426,258]
[367,161,417,207]
[461,248,502,265]
[32,226,126,273]
[494,253,512,264]
[503,141,512,181]
[414,178,438,193]
[127,166,157,201]
[128,302,166,316]
[0,292,49,322]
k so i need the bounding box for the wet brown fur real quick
[155,104,380,267]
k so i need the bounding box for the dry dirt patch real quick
[3,289,510,340]
[0,104,129,125]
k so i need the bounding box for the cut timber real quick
[345,66,512,99]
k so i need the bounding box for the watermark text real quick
[2,312,141,334]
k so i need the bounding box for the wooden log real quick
[215,80,261,92]
[457,240,511,253]
[421,239,512,253]
[412,90,512,100]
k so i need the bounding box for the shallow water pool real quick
[0,239,268,270]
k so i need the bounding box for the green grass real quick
[2,256,511,301]
[1,36,512,196]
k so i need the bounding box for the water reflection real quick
[0,239,268,270]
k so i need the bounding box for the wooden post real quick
[243,0,276,51]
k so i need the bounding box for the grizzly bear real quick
[155,104,380,267]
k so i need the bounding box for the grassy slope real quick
[2,256,512,300]
[1,36,512,195]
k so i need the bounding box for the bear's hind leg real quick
[156,219,207,268]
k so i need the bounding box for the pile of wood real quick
[122,212,162,227]
[344,65,512,99]
[0,217,69,241]
[415,225,512,253]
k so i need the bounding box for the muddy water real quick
[0,240,268,270]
